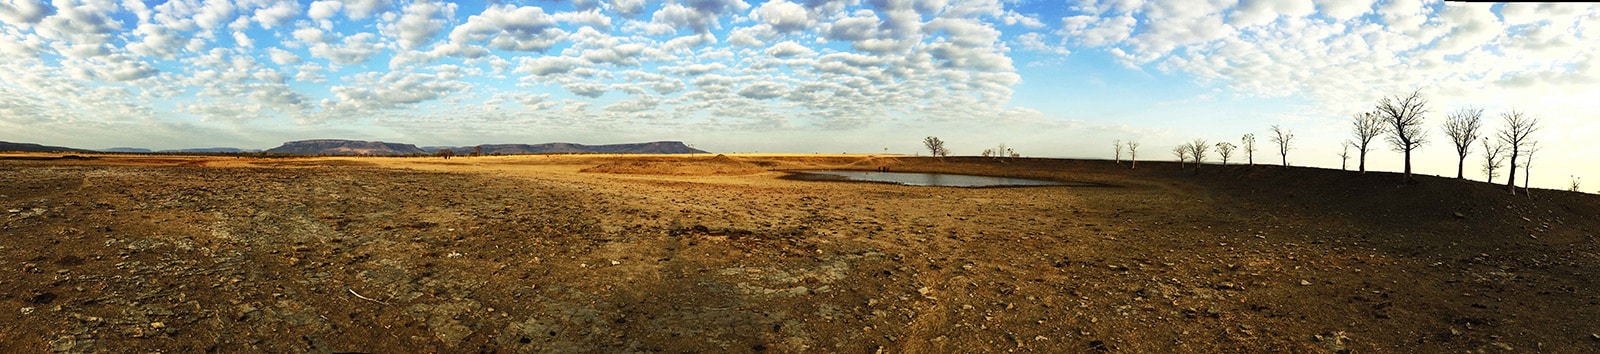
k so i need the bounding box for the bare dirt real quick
[2,153,1598,353]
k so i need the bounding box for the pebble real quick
[1300,280,1311,286]
[20,307,34,315]
[150,322,166,329]
[6,209,19,213]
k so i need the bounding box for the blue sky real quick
[1,1,1596,189]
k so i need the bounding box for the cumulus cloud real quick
[514,56,587,77]
[309,32,381,65]
[0,0,52,24]
[765,41,815,58]
[387,0,455,50]
[737,81,786,99]
[755,0,811,33]
[449,4,566,52]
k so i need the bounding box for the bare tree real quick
[1189,139,1209,172]
[436,149,455,159]
[1499,109,1539,194]
[1128,141,1140,169]
[1376,89,1430,183]
[1270,125,1293,167]
[1523,141,1539,194]
[1172,145,1189,170]
[1443,107,1483,179]
[1350,111,1385,173]
[923,136,949,157]
[1339,141,1354,171]
[1114,140,1124,165]
[1480,137,1506,183]
[1571,176,1582,192]
[1241,133,1257,166]
[1215,142,1236,165]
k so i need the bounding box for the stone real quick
[1300,280,1312,286]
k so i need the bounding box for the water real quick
[789,170,1080,187]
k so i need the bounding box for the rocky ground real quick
[1,154,1598,353]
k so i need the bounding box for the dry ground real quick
[1,153,1598,353]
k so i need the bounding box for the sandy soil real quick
[2,153,1598,353]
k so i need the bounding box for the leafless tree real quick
[1570,176,1582,192]
[1128,141,1140,169]
[1215,142,1236,165]
[1270,125,1293,167]
[1339,141,1354,171]
[1241,133,1257,166]
[1376,89,1430,183]
[436,149,455,159]
[1443,107,1483,179]
[1114,140,1124,165]
[471,145,484,157]
[923,136,949,157]
[1172,145,1189,170]
[1189,139,1209,172]
[1523,141,1539,194]
[1350,111,1385,173]
[1480,137,1506,184]
[1499,109,1539,194]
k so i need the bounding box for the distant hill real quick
[104,147,153,153]
[264,139,428,156]
[424,141,708,155]
[161,147,256,153]
[0,141,90,153]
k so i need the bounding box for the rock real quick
[1300,280,1311,286]
[1491,342,1513,350]
[1453,212,1465,219]
[20,307,33,315]
[150,322,166,329]
[6,209,18,213]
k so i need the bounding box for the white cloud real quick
[563,82,609,97]
[449,4,566,52]
[554,9,611,29]
[266,47,301,64]
[826,14,879,41]
[340,0,390,20]
[253,1,300,29]
[388,0,455,50]
[0,0,52,24]
[1313,0,1374,20]
[650,0,751,34]
[755,0,811,33]
[737,81,786,99]
[765,41,815,58]
[1228,0,1315,27]
[611,0,646,18]
[309,32,381,65]
[514,56,586,77]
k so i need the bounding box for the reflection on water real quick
[793,170,1078,187]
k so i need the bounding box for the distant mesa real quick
[266,139,708,156]
[423,141,708,155]
[264,139,428,156]
[161,147,256,153]
[0,141,91,153]
[5,139,708,156]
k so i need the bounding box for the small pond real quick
[787,170,1089,187]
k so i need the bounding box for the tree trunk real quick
[1403,149,1413,183]
[1358,148,1367,173]
[1280,153,1287,167]
[1506,151,1519,194]
[1456,156,1465,179]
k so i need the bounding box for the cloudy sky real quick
[0,0,1595,188]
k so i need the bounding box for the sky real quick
[0,0,1596,189]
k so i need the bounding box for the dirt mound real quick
[581,154,767,175]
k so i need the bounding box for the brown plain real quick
[2,153,1597,353]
